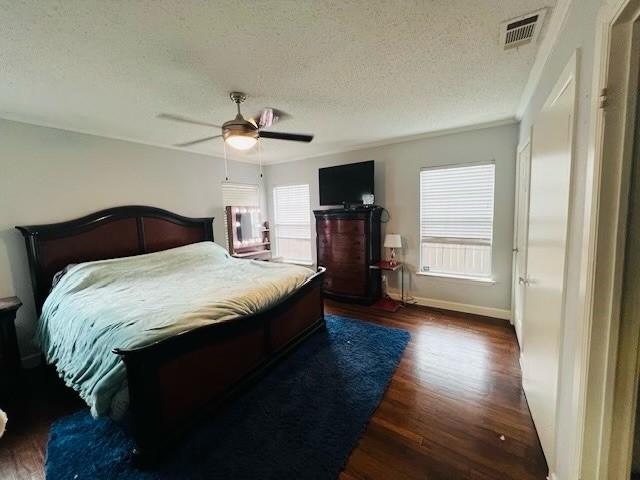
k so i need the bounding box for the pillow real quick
[51,264,77,290]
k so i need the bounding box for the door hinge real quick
[599,88,608,109]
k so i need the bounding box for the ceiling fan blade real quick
[250,108,291,129]
[174,135,222,147]
[260,131,313,143]
[158,113,222,129]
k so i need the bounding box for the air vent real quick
[501,9,547,50]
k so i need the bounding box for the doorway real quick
[610,18,640,477]
[579,1,640,478]
[512,138,532,346]
[629,107,640,470]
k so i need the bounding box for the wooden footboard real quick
[114,267,325,463]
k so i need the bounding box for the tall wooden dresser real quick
[314,207,382,304]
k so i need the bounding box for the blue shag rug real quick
[45,314,410,480]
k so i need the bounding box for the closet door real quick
[512,139,532,346]
[521,55,576,467]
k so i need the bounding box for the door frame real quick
[577,0,640,478]
[512,135,532,348]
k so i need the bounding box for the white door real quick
[521,55,576,468]
[512,140,532,346]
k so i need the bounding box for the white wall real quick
[517,0,604,478]
[265,122,519,318]
[0,119,264,363]
[1,119,518,362]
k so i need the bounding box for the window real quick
[221,182,260,208]
[419,162,495,279]
[273,184,312,264]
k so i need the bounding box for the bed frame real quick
[16,205,325,464]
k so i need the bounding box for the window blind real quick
[273,184,312,263]
[420,163,495,245]
[273,184,310,229]
[221,182,260,208]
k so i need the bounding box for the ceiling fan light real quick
[225,134,257,151]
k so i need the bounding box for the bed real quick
[16,205,325,464]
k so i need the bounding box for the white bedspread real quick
[36,242,314,417]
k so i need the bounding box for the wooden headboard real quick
[16,206,214,312]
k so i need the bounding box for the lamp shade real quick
[225,134,257,150]
[384,234,402,249]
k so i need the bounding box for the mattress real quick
[36,241,314,418]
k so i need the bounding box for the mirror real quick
[236,208,261,244]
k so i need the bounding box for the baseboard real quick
[21,352,41,369]
[519,352,524,369]
[387,290,512,321]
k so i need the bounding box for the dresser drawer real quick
[318,234,366,264]
[318,234,365,250]
[320,260,366,276]
[316,219,365,235]
[318,244,365,264]
[322,267,366,296]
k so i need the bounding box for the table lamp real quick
[384,234,402,265]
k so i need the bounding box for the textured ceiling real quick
[0,0,555,163]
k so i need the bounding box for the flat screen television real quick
[319,160,375,206]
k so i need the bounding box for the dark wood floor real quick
[0,301,547,480]
[331,301,547,480]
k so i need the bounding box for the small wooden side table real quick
[370,261,404,312]
[0,297,22,408]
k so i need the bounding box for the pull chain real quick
[223,140,229,181]
[258,139,263,179]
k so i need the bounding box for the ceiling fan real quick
[158,92,314,151]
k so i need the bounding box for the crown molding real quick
[0,116,260,164]
[268,117,518,165]
[1,116,518,167]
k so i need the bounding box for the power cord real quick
[380,207,391,223]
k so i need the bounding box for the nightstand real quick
[0,297,22,408]
[370,261,405,312]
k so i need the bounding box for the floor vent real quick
[501,9,547,50]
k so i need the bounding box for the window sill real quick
[415,271,496,284]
